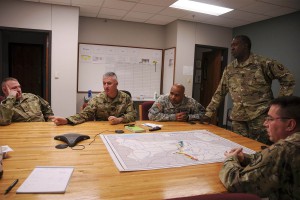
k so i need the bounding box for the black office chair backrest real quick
[120,90,132,98]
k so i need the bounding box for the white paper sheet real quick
[16,166,74,194]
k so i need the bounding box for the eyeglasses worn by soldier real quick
[219,96,300,200]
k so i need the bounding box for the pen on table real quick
[4,179,19,195]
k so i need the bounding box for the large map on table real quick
[100,130,255,171]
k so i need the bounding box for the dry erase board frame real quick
[78,43,163,99]
[162,47,176,94]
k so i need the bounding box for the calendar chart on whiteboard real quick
[78,43,162,99]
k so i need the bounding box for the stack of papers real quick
[142,123,163,128]
[16,166,74,194]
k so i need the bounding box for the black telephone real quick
[54,133,90,147]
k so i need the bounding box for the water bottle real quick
[154,92,158,100]
[0,146,3,179]
[84,90,92,103]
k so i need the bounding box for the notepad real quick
[16,166,74,194]
[125,125,145,133]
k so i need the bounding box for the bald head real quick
[169,84,185,105]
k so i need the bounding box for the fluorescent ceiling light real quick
[170,0,233,16]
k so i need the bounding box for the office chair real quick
[138,101,154,120]
[166,193,261,200]
[120,90,132,98]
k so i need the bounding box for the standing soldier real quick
[204,35,295,144]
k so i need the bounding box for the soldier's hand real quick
[225,148,244,163]
[49,116,68,126]
[108,116,123,125]
[6,85,18,97]
[176,112,187,121]
[199,115,211,124]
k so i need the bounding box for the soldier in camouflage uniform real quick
[0,77,54,125]
[205,35,295,144]
[148,84,205,121]
[50,72,136,125]
[219,96,300,200]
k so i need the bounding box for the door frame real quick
[192,44,228,127]
[0,27,51,102]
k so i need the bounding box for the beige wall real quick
[0,0,79,117]
[79,17,165,49]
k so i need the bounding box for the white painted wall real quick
[0,0,79,117]
[175,20,232,96]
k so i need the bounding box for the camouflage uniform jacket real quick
[67,90,136,125]
[148,94,205,121]
[219,132,300,200]
[206,53,295,121]
[0,93,54,125]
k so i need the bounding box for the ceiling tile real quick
[222,9,270,23]
[122,17,146,23]
[40,0,71,5]
[102,0,136,10]
[125,11,153,20]
[132,3,164,14]
[72,0,103,7]
[97,14,123,20]
[139,0,177,7]
[202,16,248,28]
[23,0,40,2]
[215,0,256,9]
[259,0,300,9]
[76,5,100,17]
[18,0,300,27]
[146,14,177,25]
[159,7,190,18]
[99,8,128,17]
[238,1,285,15]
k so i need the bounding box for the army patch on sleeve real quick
[156,103,162,111]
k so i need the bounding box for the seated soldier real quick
[148,83,205,122]
[219,96,300,199]
[50,72,136,125]
[0,77,54,125]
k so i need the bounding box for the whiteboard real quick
[163,48,176,94]
[78,43,163,99]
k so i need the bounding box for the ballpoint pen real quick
[4,179,18,195]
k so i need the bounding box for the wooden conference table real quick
[0,121,263,200]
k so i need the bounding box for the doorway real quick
[0,28,51,102]
[192,45,228,126]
